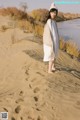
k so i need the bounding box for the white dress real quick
[43,19,59,62]
[43,44,55,61]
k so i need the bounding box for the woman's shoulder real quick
[47,19,51,24]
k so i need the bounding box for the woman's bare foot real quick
[48,71,53,74]
[52,67,56,71]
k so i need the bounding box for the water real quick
[57,19,80,49]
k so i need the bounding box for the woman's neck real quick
[51,18,55,21]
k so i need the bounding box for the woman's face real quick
[50,11,57,19]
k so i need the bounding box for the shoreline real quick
[57,17,80,22]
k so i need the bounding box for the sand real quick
[0,16,80,120]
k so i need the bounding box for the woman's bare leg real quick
[48,60,54,73]
[52,59,56,71]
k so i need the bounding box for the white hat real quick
[49,2,58,11]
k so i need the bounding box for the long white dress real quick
[43,19,59,62]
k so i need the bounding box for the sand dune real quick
[0,19,80,120]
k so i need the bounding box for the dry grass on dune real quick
[60,38,80,59]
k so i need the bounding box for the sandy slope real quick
[0,25,80,120]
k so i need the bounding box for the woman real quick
[43,3,59,73]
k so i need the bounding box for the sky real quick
[0,0,80,13]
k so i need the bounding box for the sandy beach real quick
[0,16,80,120]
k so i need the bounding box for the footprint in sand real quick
[28,116,34,120]
[37,116,41,120]
[36,108,41,111]
[29,84,32,89]
[3,107,8,112]
[34,96,38,102]
[15,98,24,104]
[36,72,45,77]
[25,69,29,75]
[31,78,36,82]
[19,91,24,96]
[15,105,21,114]
[28,115,41,120]
[20,117,23,120]
[11,117,16,120]
[33,87,40,93]
[25,78,29,81]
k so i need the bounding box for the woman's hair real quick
[45,8,58,23]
